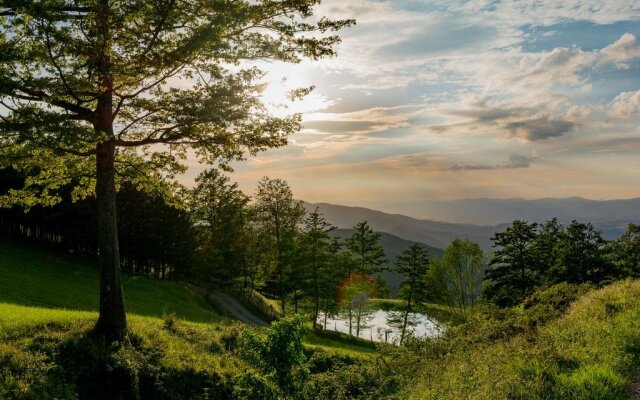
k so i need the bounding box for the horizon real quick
[301,195,640,226]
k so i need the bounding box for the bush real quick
[238,315,308,395]
[521,283,593,327]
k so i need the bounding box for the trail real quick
[191,285,269,327]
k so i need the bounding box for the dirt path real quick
[190,284,269,327]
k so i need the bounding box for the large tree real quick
[0,1,352,341]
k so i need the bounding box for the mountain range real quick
[303,197,640,251]
[417,197,640,226]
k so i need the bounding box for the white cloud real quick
[600,33,640,68]
[611,90,640,118]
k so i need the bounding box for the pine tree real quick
[484,220,539,307]
[0,1,352,341]
[395,244,430,344]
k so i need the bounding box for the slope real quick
[0,241,221,323]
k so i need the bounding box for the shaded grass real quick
[305,329,378,357]
[0,302,245,399]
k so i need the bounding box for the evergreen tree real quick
[612,224,640,278]
[344,220,386,334]
[395,244,430,344]
[253,177,305,315]
[532,218,565,284]
[299,208,336,327]
[558,221,610,284]
[484,220,539,307]
[318,238,351,330]
[0,1,352,341]
[346,221,387,275]
[191,169,248,289]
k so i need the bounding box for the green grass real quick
[305,328,378,357]
[0,302,247,399]
[0,241,374,357]
[402,280,640,400]
[0,241,222,323]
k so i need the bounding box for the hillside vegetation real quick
[392,280,640,400]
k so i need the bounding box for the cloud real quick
[505,117,575,141]
[448,154,536,171]
[446,105,528,123]
[600,33,640,68]
[373,19,497,60]
[611,90,640,118]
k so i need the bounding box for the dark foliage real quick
[0,169,195,280]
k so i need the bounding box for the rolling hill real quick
[0,241,221,323]
[303,201,501,250]
[304,199,637,251]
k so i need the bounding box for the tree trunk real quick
[93,139,127,343]
[312,249,319,329]
[400,290,413,345]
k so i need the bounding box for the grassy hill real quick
[0,241,220,323]
[398,280,640,399]
[0,241,379,399]
[0,240,377,353]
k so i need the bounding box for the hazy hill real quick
[304,199,637,252]
[303,202,501,250]
[330,228,443,295]
[418,197,640,226]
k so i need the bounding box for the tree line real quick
[4,165,640,343]
[0,168,195,280]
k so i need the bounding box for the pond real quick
[317,309,442,343]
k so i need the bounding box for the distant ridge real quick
[302,202,501,250]
[417,197,640,226]
[303,198,639,251]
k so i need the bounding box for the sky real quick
[201,0,640,216]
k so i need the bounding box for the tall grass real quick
[403,280,640,400]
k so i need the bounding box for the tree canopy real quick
[0,0,353,341]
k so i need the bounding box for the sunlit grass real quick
[0,242,222,323]
[407,279,640,400]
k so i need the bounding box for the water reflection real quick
[317,310,442,343]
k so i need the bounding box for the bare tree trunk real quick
[93,139,127,343]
